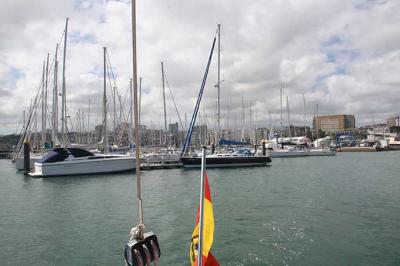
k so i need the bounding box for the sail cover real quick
[218,139,249,146]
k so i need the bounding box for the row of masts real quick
[18,18,321,157]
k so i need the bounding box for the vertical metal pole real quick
[287,96,291,139]
[139,77,142,132]
[129,78,133,145]
[198,147,207,266]
[132,0,144,226]
[41,61,46,148]
[280,81,283,138]
[217,24,221,139]
[87,100,90,144]
[44,53,49,147]
[52,44,59,145]
[52,62,58,143]
[316,104,319,146]
[23,110,26,131]
[242,96,245,140]
[161,61,167,145]
[103,47,108,154]
[303,93,306,137]
[113,85,116,144]
[61,18,69,147]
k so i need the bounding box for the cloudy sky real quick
[0,0,399,135]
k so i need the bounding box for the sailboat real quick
[180,25,271,168]
[30,45,136,177]
[141,62,181,165]
[15,37,58,171]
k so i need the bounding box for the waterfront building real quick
[313,115,355,133]
[387,114,400,127]
[168,122,179,146]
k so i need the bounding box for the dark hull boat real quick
[180,155,271,168]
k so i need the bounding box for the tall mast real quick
[217,24,221,139]
[61,18,69,146]
[44,53,49,146]
[303,93,306,137]
[87,99,90,144]
[113,85,116,144]
[23,110,26,130]
[131,0,144,226]
[286,96,291,139]
[242,96,245,141]
[316,103,319,141]
[41,60,46,148]
[52,44,59,144]
[161,61,167,145]
[129,78,133,145]
[139,77,142,132]
[33,101,38,148]
[280,81,283,138]
[103,46,108,154]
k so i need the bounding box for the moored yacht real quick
[181,153,271,168]
[309,148,336,156]
[30,147,135,177]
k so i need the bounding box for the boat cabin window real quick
[66,148,95,158]
[39,148,69,163]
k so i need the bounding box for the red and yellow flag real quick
[190,173,219,266]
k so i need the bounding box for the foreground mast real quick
[103,47,108,153]
[124,1,161,265]
[61,18,69,146]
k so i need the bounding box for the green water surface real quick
[0,152,399,265]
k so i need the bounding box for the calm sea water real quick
[1,152,400,265]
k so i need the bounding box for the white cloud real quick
[0,0,400,134]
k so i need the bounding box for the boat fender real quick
[125,231,161,266]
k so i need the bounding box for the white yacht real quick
[269,146,311,158]
[29,147,136,177]
[309,148,336,156]
[143,148,181,164]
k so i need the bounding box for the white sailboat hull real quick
[308,149,336,156]
[30,156,136,177]
[269,150,310,158]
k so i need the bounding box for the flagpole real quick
[198,146,207,266]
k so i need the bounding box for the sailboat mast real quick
[139,77,142,133]
[113,86,116,144]
[61,18,69,146]
[52,44,59,144]
[303,93,306,137]
[217,24,221,139]
[103,46,108,154]
[242,96,245,140]
[129,78,133,145]
[316,103,319,141]
[131,0,144,226]
[286,96,291,139]
[161,61,167,145]
[41,61,46,148]
[44,53,49,146]
[87,99,91,144]
[280,81,283,138]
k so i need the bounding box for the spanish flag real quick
[190,173,219,266]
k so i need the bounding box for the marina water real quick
[1,152,399,265]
